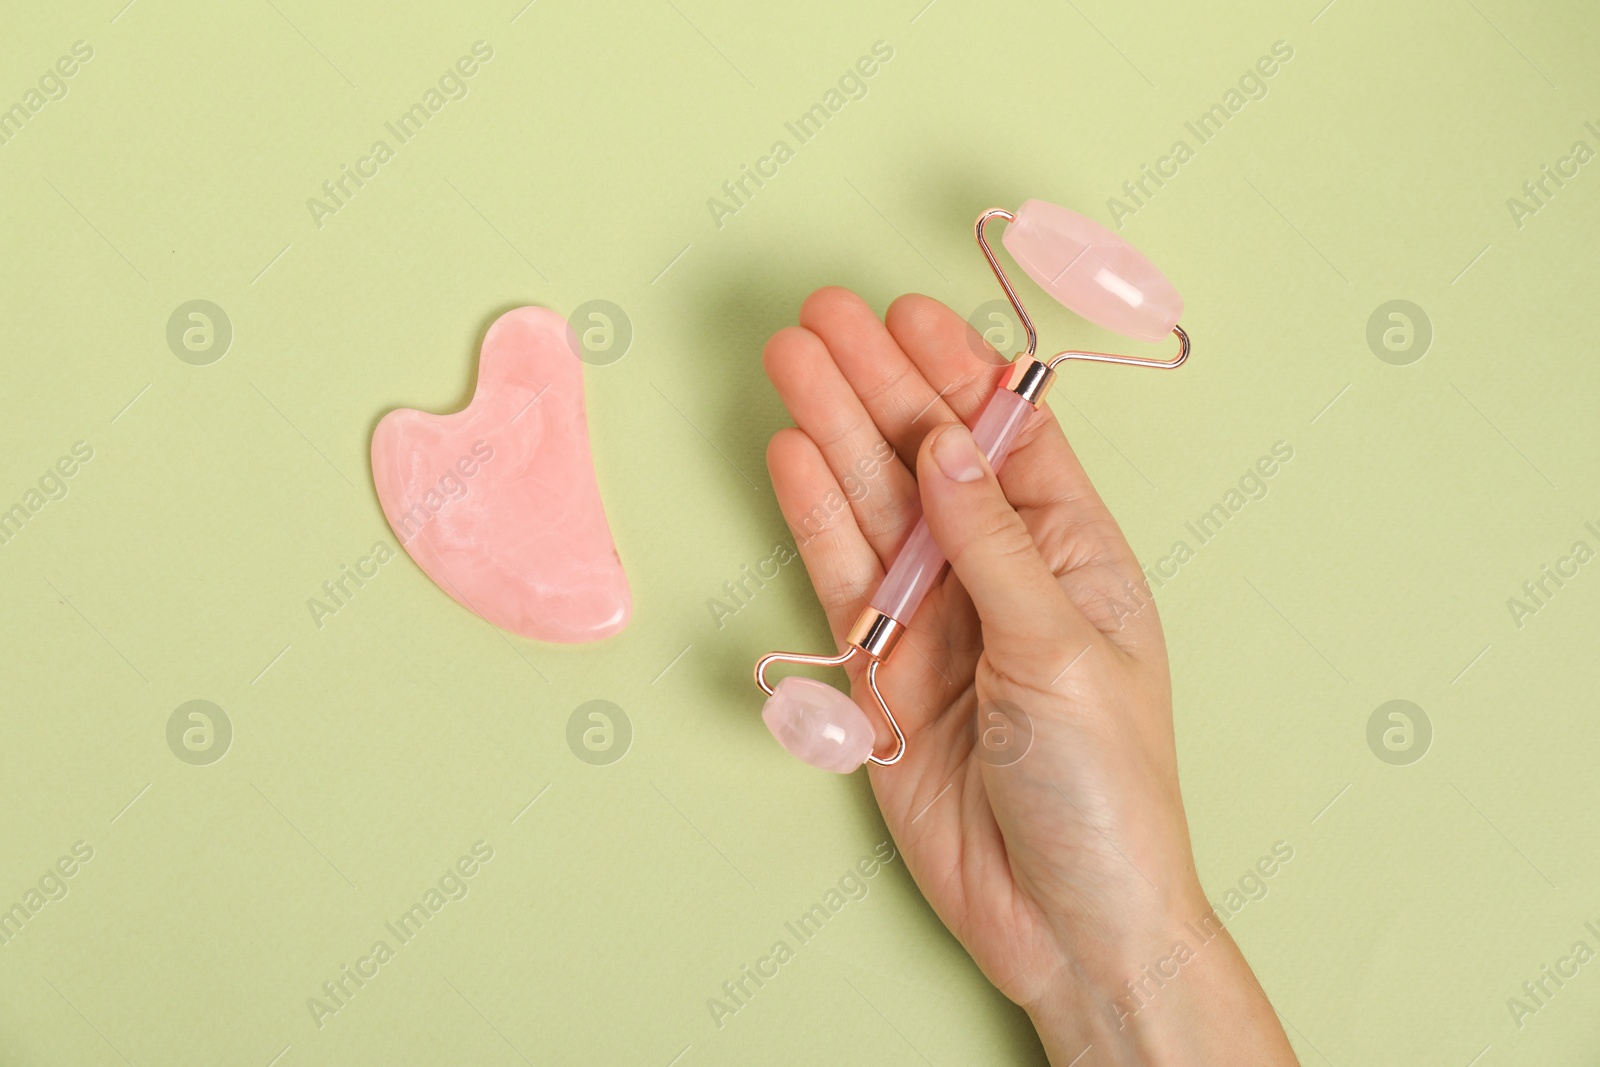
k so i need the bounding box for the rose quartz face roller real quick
[755,199,1191,773]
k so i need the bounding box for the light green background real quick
[2,0,1598,1063]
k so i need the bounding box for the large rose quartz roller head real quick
[754,201,1191,773]
[1000,198,1183,343]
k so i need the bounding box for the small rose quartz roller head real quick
[755,199,1191,773]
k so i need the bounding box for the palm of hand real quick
[763,289,1199,1009]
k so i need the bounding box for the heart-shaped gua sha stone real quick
[371,306,630,643]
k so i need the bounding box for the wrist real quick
[1023,889,1296,1066]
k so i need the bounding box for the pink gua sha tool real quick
[371,306,631,643]
[754,200,1191,772]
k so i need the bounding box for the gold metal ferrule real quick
[1006,357,1056,407]
[847,607,905,660]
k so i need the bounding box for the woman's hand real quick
[763,288,1298,1065]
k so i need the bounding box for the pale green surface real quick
[1,0,1598,1063]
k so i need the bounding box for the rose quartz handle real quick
[868,388,1033,623]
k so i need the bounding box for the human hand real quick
[762,288,1298,1065]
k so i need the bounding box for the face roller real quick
[754,199,1190,773]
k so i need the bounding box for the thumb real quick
[917,422,1097,657]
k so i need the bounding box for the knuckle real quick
[950,502,1036,568]
[1034,507,1135,576]
[855,494,917,546]
[860,360,914,408]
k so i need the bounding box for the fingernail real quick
[932,424,985,483]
